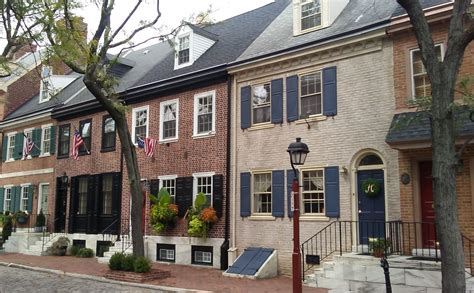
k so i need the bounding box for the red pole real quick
[292,177,302,293]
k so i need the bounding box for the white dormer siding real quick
[39,73,76,103]
[174,25,216,70]
[293,0,349,36]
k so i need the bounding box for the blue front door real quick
[357,169,385,244]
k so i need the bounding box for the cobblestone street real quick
[0,266,160,293]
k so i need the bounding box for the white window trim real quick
[174,32,194,69]
[159,248,175,261]
[3,185,13,213]
[193,90,216,137]
[5,131,17,162]
[251,170,273,216]
[299,167,326,216]
[250,82,272,126]
[131,105,149,145]
[158,175,178,200]
[39,66,53,103]
[298,70,324,118]
[39,124,53,157]
[20,184,31,212]
[194,251,212,263]
[410,43,444,100]
[192,172,215,206]
[37,183,49,214]
[23,128,34,160]
[159,99,179,143]
[294,0,323,36]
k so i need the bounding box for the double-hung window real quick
[6,134,15,161]
[23,129,33,159]
[252,83,271,125]
[78,177,88,215]
[58,124,70,157]
[38,183,49,214]
[41,125,52,156]
[178,35,190,65]
[39,66,52,103]
[20,185,29,211]
[79,119,91,155]
[160,99,178,141]
[300,0,321,31]
[300,71,322,117]
[159,176,176,204]
[252,172,272,214]
[411,44,443,98]
[102,116,116,151]
[194,91,215,136]
[4,187,12,212]
[102,174,113,215]
[301,169,325,215]
[132,106,149,144]
[194,173,213,207]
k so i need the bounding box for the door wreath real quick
[362,178,381,197]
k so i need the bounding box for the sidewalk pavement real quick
[0,253,327,293]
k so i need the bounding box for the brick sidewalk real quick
[0,253,326,292]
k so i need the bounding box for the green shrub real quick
[2,216,13,241]
[109,252,125,270]
[134,256,151,273]
[70,245,80,256]
[77,248,94,258]
[122,254,136,271]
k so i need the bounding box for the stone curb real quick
[0,261,211,293]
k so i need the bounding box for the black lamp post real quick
[287,137,309,293]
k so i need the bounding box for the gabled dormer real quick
[293,0,349,36]
[174,23,217,70]
[39,66,76,103]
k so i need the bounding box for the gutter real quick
[0,110,52,129]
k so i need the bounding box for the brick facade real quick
[54,80,229,240]
[232,36,399,275]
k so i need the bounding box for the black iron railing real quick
[300,220,474,280]
[41,218,67,252]
[101,217,120,243]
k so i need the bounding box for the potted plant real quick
[35,210,46,232]
[369,238,391,257]
[14,211,29,224]
[149,188,179,234]
[187,193,218,238]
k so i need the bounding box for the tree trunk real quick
[431,76,465,292]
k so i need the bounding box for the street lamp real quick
[287,137,309,293]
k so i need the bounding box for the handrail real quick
[101,217,120,242]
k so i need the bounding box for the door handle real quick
[358,210,362,214]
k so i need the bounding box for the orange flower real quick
[169,204,178,214]
[200,207,218,224]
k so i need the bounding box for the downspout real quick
[229,74,238,263]
[221,76,232,270]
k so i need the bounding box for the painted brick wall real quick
[55,81,228,239]
[391,21,474,110]
[232,39,399,275]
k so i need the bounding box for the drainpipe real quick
[229,75,238,264]
[220,77,232,270]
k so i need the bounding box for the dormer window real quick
[39,66,52,103]
[301,0,321,31]
[178,35,190,65]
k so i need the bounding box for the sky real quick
[1,0,274,53]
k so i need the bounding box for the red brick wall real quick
[55,80,229,238]
[391,21,474,110]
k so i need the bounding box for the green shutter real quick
[0,188,4,212]
[50,126,56,154]
[13,186,21,212]
[27,185,33,213]
[2,136,8,162]
[13,133,23,160]
[31,129,42,157]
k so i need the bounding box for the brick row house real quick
[29,0,287,268]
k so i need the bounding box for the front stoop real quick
[304,253,474,293]
[3,232,43,254]
[97,241,133,264]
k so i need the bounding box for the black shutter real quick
[213,175,223,218]
[271,170,285,217]
[88,175,99,233]
[175,177,193,217]
[69,177,77,233]
[240,172,251,217]
[325,166,340,218]
[112,172,122,218]
[31,129,41,157]
[286,75,299,122]
[323,66,337,116]
[149,179,160,197]
[271,79,283,124]
[2,136,8,162]
[13,133,23,160]
[241,86,251,129]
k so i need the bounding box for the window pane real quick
[80,121,91,153]
[162,103,177,139]
[412,46,442,98]
[197,176,212,206]
[59,125,70,156]
[102,175,113,214]
[40,184,49,214]
[162,179,176,203]
[103,117,116,149]
[302,170,324,214]
[252,83,271,124]
[78,178,88,215]
[197,95,213,133]
[253,173,272,214]
[301,0,321,30]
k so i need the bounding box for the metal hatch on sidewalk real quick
[224,247,277,279]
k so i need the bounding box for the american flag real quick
[72,127,84,160]
[137,137,157,158]
[22,134,35,159]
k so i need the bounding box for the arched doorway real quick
[355,153,386,244]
